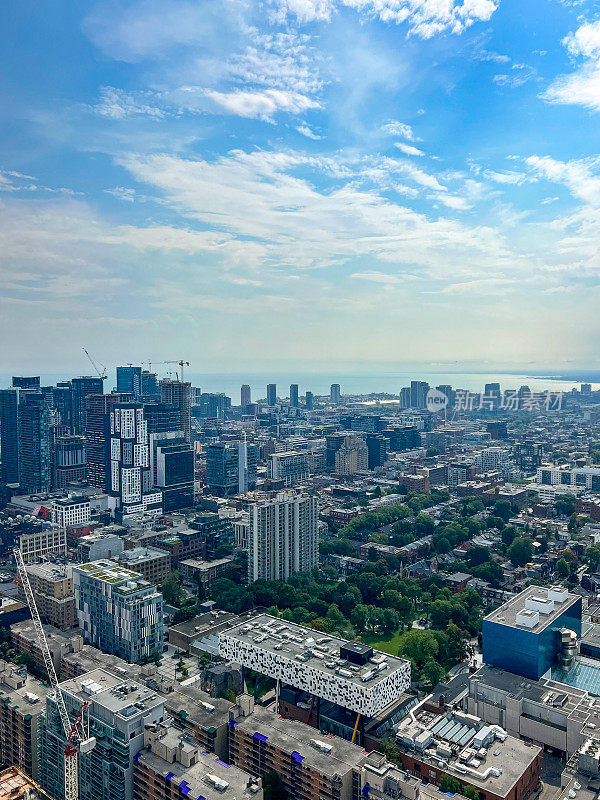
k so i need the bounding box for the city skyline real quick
[2,0,600,369]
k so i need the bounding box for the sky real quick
[2,0,600,374]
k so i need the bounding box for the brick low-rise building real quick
[228,695,368,800]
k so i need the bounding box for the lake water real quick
[3,370,595,398]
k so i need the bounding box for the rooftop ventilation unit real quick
[311,739,333,754]
[516,609,539,628]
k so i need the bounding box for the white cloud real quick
[296,123,321,139]
[197,88,321,120]
[395,142,425,156]
[93,87,166,119]
[543,20,600,111]
[526,155,600,206]
[271,0,499,37]
[429,192,472,210]
[381,120,418,140]
[494,64,537,88]
[484,169,529,185]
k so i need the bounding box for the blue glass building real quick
[482,586,582,680]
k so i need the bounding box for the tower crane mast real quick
[14,547,95,800]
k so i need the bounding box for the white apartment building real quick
[248,492,318,583]
[51,495,90,528]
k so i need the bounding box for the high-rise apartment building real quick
[267,451,309,486]
[334,435,368,475]
[53,435,86,488]
[141,370,159,399]
[159,379,191,442]
[40,669,165,800]
[85,393,130,490]
[330,383,341,404]
[0,388,21,483]
[248,492,318,582]
[266,383,277,406]
[410,380,429,410]
[116,365,142,396]
[366,433,388,469]
[305,390,314,410]
[52,384,72,429]
[135,719,262,800]
[0,662,49,782]
[12,377,40,389]
[17,392,51,493]
[241,384,251,408]
[71,377,104,436]
[289,383,299,408]
[109,402,162,519]
[73,561,164,663]
[206,441,258,495]
[144,402,194,511]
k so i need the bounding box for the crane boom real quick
[82,347,107,380]
[14,547,91,800]
[13,548,71,735]
[162,359,190,381]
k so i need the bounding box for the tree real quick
[508,537,533,567]
[421,660,446,688]
[556,558,570,579]
[465,546,490,567]
[350,604,368,632]
[555,494,576,517]
[160,572,184,606]
[501,525,517,546]
[439,776,461,795]
[434,537,451,554]
[587,545,600,571]
[494,499,512,523]
[398,629,438,671]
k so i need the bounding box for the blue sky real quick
[2,0,600,373]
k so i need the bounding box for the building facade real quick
[73,561,164,663]
[248,493,318,583]
[109,403,162,519]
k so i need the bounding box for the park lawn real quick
[363,629,406,656]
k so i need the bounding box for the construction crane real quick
[14,547,95,800]
[82,348,107,380]
[162,360,190,382]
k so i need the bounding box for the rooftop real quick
[137,724,261,800]
[220,612,409,692]
[59,668,164,717]
[0,664,49,716]
[115,547,170,564]
[396,705,541,799]
[73,560,154,592]
[231,702,367,774]
[484,585,580,633]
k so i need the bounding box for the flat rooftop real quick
[220,612,409,690]
[0,667,49,716]
[115,547,170,563]
[484,585,580,633]
[396,706,541,799]
[232,703,367,774]
[164,684,234,730]
[59,668,163,717]
[137,727,260,800]
[74,560,145,585]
